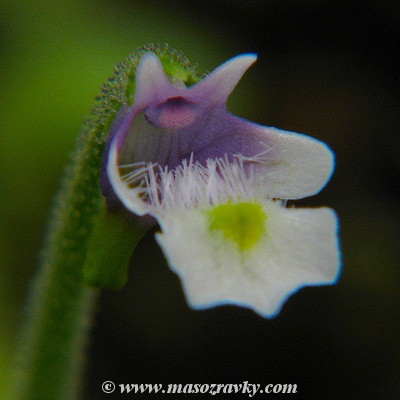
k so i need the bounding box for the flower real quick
[101,52,341,317]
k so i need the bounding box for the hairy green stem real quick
[9,130,105,400]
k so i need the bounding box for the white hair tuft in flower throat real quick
[117,153,267,211]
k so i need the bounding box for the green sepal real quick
[83,200,149,290]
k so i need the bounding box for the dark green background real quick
[1,0,399,398]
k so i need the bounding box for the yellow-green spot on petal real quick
[208,201,267,251]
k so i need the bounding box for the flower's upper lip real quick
[114,52,258,149]
[135,52,258,107]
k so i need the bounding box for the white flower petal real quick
[155,200,341,317]
[106,137,150,215]
[247,126,335,198]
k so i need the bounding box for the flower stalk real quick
[9,127,105,400]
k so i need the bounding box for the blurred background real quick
[1,0,399,398]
